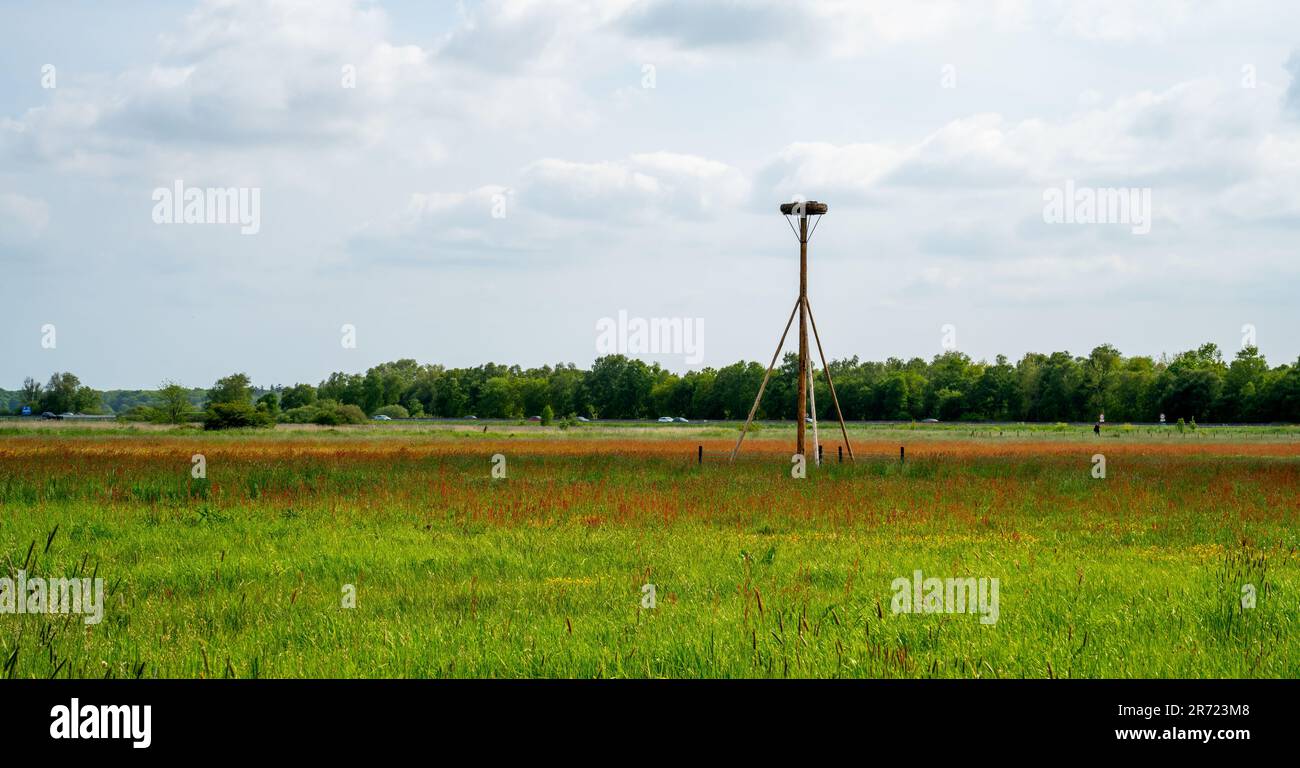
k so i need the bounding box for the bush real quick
[204,402,274,430]
[373,404,410,419]
[280,406,319,424]
[540,404,554,426]
[335,404,367,424]
[312,403,367,426]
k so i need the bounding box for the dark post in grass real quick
[838,445,843,463]
[731,200,856,465]
[698,445,703,465]
[900,446,905,462]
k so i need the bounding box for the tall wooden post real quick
[733,200,835,464]
[796,214,808,457]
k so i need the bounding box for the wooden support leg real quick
[730,296,801,462]
[804,297,855,461]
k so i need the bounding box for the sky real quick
[2,0,1299,390]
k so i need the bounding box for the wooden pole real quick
[796,215,808,458]
[804,297,855,461]
[730,296,801,462]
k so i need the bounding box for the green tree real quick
[40,372,99,414]
[280,383,317,410]
[436,374,469,417]
[256,391,280,417]
[478,377,519,419]
[1221,346,1268,421]
[1081,344,1122,419]
[208,373,254,406]
[203,402,273,430]
[156,381,193,423]
[21,377,43,410]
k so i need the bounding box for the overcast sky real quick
[2,0,1299,389]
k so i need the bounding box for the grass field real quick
[2,422,1297,678]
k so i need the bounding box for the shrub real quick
[204,402,274,430]
[335,404,367,424]
[280,406,319,424]
[540,405,554,426]
[312,403,367,426]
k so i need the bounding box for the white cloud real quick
[4,0,1300,386]
[521,152,748,220]
[0,192,50,241]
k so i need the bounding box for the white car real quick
[372,414,392,421]
[657,416,674,423]
[576,416,590,422]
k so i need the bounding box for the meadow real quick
[1,421,1297,678]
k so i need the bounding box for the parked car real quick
[372,414,392,421]
[576,416,590,422]
[922,418,940,423]
[527,415,542,422]
[674,417,689,423]
[464,415,478,420]
[41,411,60,420]
[657,416,674,423]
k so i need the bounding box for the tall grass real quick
[0,433,1296,678]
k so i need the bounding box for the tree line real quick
[6,342,1300,426]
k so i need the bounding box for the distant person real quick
[1093,423,1101,436]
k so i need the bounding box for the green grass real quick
[1,430,1297,678]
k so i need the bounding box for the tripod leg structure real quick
[807,355,820,465]
[804,297,855,462]
[730,296,801,462]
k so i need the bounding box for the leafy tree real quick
[208,373,254,406]
[256,391,280,417]
[478,377,519,419]
[21,377,43,409]
[156,381,193,423]
[40,372,99,414]
[1221,347,1268,421]
[436,374,470,417]
[280,383,317,410]
[203,402,273,430]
